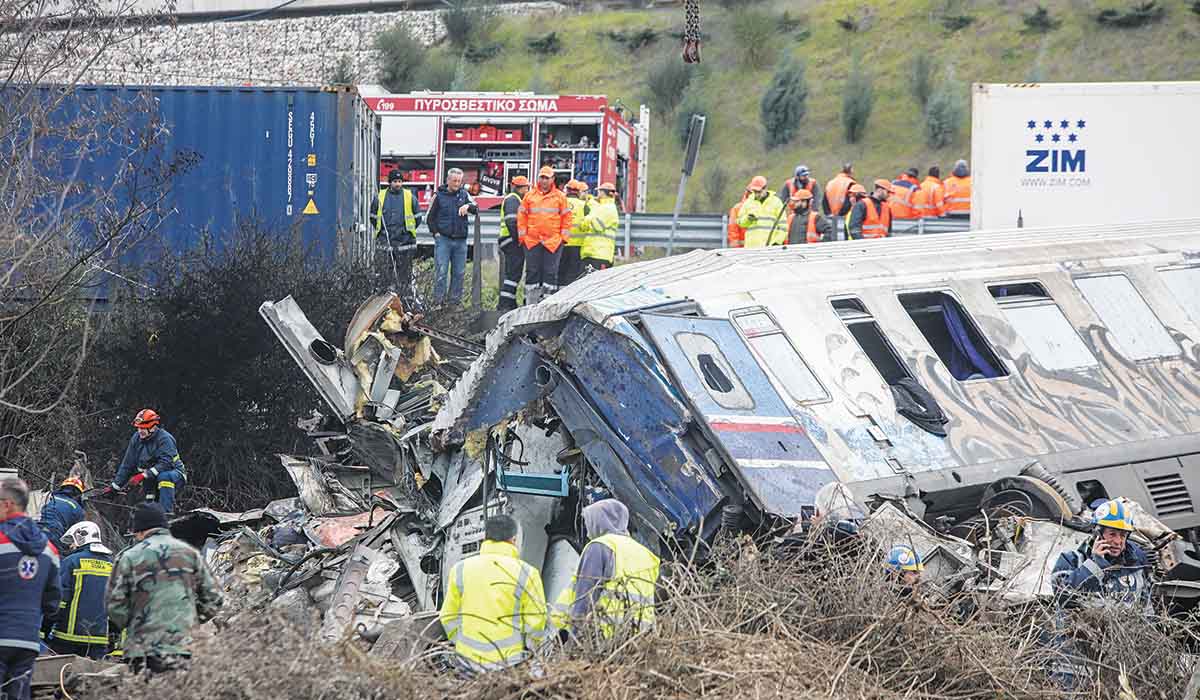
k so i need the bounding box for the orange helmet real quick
[598,182,616,192]
[747,176,768,192]
[132,408,161,429]
[61,477,85,492]
[873,178,895,193]
[565,179,584,193]
[510,175,530,187]
[849,183,867,195]
[789,189,814,202]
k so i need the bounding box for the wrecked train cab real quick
[434,219,1200,580]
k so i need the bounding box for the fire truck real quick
[358,87,649,213]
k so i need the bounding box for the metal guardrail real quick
[412,211,971,252]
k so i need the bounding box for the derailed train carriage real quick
[262,218,1200,613]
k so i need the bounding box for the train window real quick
[897,291,1007,381]
[1074,274,1180,361]
[988,283,1099,371]
[831,298,913,385]
[732,308,828,404]
[1158,266,1200,328]
[674,332,755,410]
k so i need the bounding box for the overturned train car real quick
[263,218,1200,611]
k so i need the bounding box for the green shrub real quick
[909,54,934,110]
[643,54,697,114]
[717,0,766,9]
[842,56,874,144]
[374,23,425,93]
[607,28,660,51]
[412,51,458,91]
[527,31,562,55]
[760,54,807,149]
[924,81,966,148]
[463,42,503,62]
[728,9,778,66]
[940,14,975,31]
[1022,5,1062,33]
[1192,0,1200,15]
[1096,1,1165,27]
[441,0,493,49]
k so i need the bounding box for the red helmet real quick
[132,408,161,429]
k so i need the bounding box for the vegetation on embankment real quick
[387,0,1200,212]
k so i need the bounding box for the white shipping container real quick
[970,82,1200,231]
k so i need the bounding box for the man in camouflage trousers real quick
[106,503,223,675]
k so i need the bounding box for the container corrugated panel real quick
[46,84,362,262]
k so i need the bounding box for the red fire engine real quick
[359,88,649,212]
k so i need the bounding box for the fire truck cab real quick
[359,88,649,213]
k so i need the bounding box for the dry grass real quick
[89,537,1197,700]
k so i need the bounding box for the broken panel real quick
[260,296,362,421]
[639,313,835,517]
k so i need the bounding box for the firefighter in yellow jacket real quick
[552,499,660,639]
[737,176,787,248]
[439,515,546,674]
[581,182,620,274]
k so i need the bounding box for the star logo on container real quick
[1024,118,1088,174]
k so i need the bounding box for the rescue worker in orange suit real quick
[727,188,750,248]
[912,166,946,219]
[518,166,572,306]
[497,175,530,313]
[847,180,893,240]
[888,167,921,220]
[823,163,857,217]
[780,165,820,209]
[786,190,832,244]
[106,409,186,513]
[558,180,590,287]
[943,159,971,218]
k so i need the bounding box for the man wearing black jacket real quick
[426,168,477,306]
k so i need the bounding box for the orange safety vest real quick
[786,209,822,244]
[518,186,572,252]
[780,178,815,202]
[824,173,856,216]
[943,175,972,215]
[727,200,746,248]
[861,197,891,239]
[912,176,946,218]
[888,175,920,220]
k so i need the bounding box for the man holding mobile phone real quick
[1051,498,1151,608]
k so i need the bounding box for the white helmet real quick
[62,521,105,550]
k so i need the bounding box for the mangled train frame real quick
[260,219,1200,617]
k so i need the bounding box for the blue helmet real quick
[1092,499,1134,532]
[795,164,810,178]
[885,545,923,573]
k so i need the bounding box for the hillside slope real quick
[460,0,1200,212]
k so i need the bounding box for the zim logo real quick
[1024,117,1087,173]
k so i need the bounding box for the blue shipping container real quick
[40,84,374,262]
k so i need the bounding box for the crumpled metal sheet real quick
[280,455,341,516]
[310,508,390,548]
[977,519,1089,603]
[860,501,976,566]
[319,542,378,643]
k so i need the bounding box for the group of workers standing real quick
[728,160,973,247]
[372,166,622,313]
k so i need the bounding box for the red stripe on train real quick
[708,421,806,434]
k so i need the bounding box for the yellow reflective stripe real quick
[159,481,175,488]
[53,630,109,644]
[528,206,562,213]
[172,455,182,463]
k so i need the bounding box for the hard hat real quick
[62,521,104,550]
[849,183,867,195]
[132,408,160,429]
[885,545,924,573]
[905,167,919,178]
[61,477,85,492]
[510,175,530,187]
[954,159,968,169]
[597,182,616,192]
[789,189,813,202]
[747,176,768,192]
[565,179,580,192]
[387,169,404,183]
[794,164,810,178]
[873,179,895,193]
[1092,499,1135,532]
[538,165,555,178]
